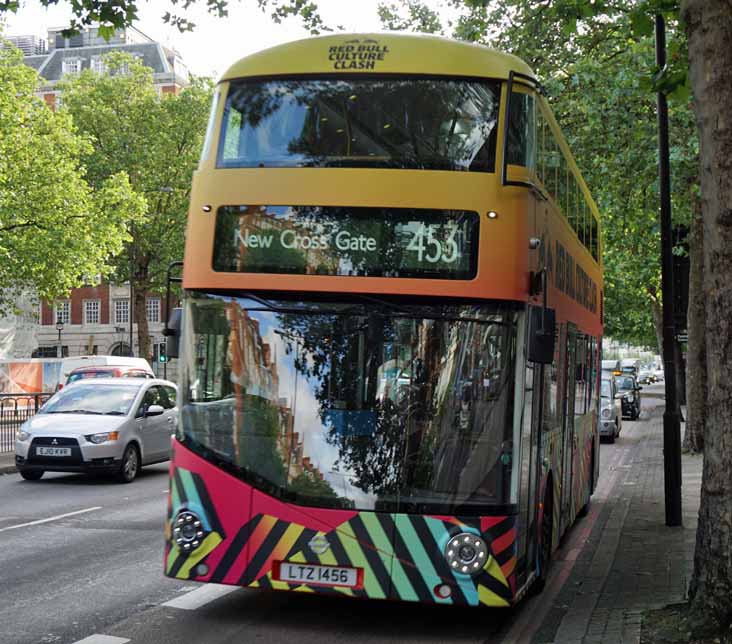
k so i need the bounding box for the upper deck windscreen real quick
[218,77,501,171]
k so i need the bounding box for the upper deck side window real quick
[535,103,601,263]
[216,77,501,172]
[506,90,536,170]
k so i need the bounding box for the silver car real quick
[15,378,177,483]
[599,378,622,443]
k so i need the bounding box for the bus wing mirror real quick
[527,305,556,364]
[164,307,182,359]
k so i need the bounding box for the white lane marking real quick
[0,506,102,533]
[162,584,240,610]
[70,635,130,644]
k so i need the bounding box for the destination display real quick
[213,205,479,279]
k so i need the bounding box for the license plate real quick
[275,561,360,588]
[36,447,71,456]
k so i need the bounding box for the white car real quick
[599,378,622,442]
[15,378,177,483]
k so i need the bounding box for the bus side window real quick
[544,134,559,203]
[507,92,535,170]
[542,329,560,432]
[538,112,546,185]
[590,213,599,260]
[574,334,587,416]
[557,154,568,221]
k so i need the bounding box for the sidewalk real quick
[531,398,700,644]
[0,451,16,475]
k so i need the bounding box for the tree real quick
[680,0,732,635]
[0,40,142,312]
[59,53,213,361]
[0,0,327,35]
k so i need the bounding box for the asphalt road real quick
[0,385,665,644]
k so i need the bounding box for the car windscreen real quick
[41,384,141,415]
[616,377,635,390]
[218,77,501,172]
[601,380,612,399]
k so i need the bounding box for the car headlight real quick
[17,430,31,442]
[85,431,119,444]
[601,408,611,419]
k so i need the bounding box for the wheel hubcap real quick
[124,449,138,478]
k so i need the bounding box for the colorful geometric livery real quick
[165,443,517,607]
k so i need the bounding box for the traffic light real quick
[158,342,166,363]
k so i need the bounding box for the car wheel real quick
[116,444,140,484]
[20,469,44,481]
[578,448,594,518]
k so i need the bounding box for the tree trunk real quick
[134,285,151,364]
[132,251,152,364]
[649,295,664,363]
[683,209,706,453]
[681,0,732,636]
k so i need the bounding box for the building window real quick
[111,342,133,357]
[54,300,70,325]
[146,297,160,323]
[32,346,68,358]
[84,299,100,325]
[114,298,130,324]
[91,55,106,74]
[61,58,82,75]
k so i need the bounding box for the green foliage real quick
[0,41,142,311]
[58,52,213,290]
[58,52,213,358]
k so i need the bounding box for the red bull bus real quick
[164,32,603,607]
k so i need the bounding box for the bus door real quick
[559,323,577,535]
[516,358,540,588]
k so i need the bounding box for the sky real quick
[2,1,395,78]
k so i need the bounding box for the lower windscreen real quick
[179,294,517,514]
[212,206,479,279]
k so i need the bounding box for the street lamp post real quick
[55,317,64,358]
[129,221,134,357]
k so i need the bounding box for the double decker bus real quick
[164,33,603,607]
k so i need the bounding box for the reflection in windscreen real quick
[180,295,518,514]
[42,385,139,415]
[218,78,501,171]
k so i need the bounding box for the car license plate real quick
[275,561,360,588]
[36,447,71,456]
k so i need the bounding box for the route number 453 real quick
[406,224,459,263]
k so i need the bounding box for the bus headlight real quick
[173,510,207,552]
[445,532,489,575]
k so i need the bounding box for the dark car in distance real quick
[615,374,642,420]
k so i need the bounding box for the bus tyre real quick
[533,491,553,594]
[608,422,616,444]
[578,449,594,518]
[20,469,43,481]
[116,444,140,484]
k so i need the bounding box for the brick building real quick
[36,283,168,365]
[10,24,189,109]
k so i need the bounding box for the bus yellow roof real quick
[220,32,536,82]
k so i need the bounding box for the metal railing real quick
[0,393,51,453]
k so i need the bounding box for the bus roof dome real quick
[220,32,536,83]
